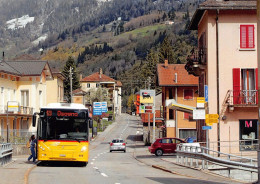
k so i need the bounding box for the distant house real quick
[79,68,122,116]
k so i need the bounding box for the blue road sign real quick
[204,85,208,102]
[101,102,108,113]
[202,126,212,130]
[93,102,102,115]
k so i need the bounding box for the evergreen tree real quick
[158,37,175,64]
[62,56,81,103]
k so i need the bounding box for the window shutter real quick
[184,112,190,119]
[248,25,254,48]
[240,25,247,48]
[255,68,258,104]
[233,68,240,104]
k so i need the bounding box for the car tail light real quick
[122,143,126,146]
[110,143,113,146]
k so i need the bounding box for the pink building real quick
[186,0,258,153]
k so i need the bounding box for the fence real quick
[176,143,258,182]
[0,130,36,144]
[0,143,13,166]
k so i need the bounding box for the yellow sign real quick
[140,96,154,104]
[206,122,213,126]
[205,114,219,124]
[197,97,205,103]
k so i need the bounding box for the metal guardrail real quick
[0,143,13,166]
[176,144,257,171]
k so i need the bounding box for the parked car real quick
[109,138,126,152]
[148,137,185,156]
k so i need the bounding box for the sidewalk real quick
[0,155,36,184]
[133,141,243,184]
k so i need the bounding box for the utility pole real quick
[257,0,260,181]
[69,67,73,103]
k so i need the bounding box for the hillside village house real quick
[186,0,258,153]
[158,61,198,139]
[79,68,122,116]
[0,58,64,141]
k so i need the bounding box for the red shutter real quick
[233,68,240,104]
[248,25,254,48]
[240,25,255,49]
[256,68,258,104]
[240,25,247,48]
[184,112,190,119]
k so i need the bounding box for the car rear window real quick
[112,139,124,143]
[160,139,172,143]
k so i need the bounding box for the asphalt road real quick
[28,114,217,184]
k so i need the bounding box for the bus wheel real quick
[81,162,87,167]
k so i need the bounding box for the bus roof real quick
[41,103,88,110]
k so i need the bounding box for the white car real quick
[110,138,126,152]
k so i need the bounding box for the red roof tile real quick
[80,72,116,82]
[157,64,198,86]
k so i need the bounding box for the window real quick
[184,89,193,100]
[239,119,258,151]
[169,109,174,119]
[21,90,29,107]
[0,119,3,137]
[87,83,90,88]
[240,25,254,49]
[184,112,191,120]
[96,83,100,88]
[169,88,173,99]
[179,129,197,140]
[160,139,171,143]
[172,138,182,144]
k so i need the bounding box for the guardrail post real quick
[202,160,205,169]
[190,157,193,167]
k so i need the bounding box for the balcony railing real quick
[0,105,34,115]
[185,48,207,76]
[229,90,258,106]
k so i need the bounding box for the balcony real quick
[0,105,34,115]
[185,48,207,76]
[229,90,258,107]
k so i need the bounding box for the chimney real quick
[175,73,177,83]
[99,68,103,78]
[79,74,82,81]
[164,59,168,68]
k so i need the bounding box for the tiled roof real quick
[157,64,198,86]
[116,81,122,87]
[81,72,116,82]
[72,88,87,95]
[0,61,20,75]
[189,0,256,30]
[7,61,47,76]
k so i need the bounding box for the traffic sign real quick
[204,85,208,102]
[197,97,205,108]
[202,126,212,130]
[193,109,205,119]
[205,114,219,124]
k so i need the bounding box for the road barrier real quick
[176,143,258,180]
[0,143,13,166]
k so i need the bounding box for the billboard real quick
[140,90,155,104]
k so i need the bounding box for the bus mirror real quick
[89,119,93,128]
[32,113,37,127]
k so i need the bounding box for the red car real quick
[148,137,186,156]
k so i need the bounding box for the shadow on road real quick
[37,161,87,167]
[126,134,143,141]
[146,177,226,184]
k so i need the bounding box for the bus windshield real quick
[40,116,88,141]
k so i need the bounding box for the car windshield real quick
[40,116,88,141]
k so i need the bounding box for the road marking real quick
[93,167,98,170]
[101,173,108,177]
[115,183,120,184]
[94,156,97,158]
[92,159,95,161]
[90,162,94,165]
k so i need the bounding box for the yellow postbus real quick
[32,103,93,166]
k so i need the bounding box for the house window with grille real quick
[240,25,255,49]
[184,89,193,100]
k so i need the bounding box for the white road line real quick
[93,167,98,170]
[94,156,97,158]
[90,162,94,165]
[101,173,108,177]
[92,159,95,161]
[115,183,120,184]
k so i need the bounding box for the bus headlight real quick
[81,146,87,152]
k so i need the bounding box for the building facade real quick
[186,0,257,152]
[157,60,198,139]
[80,69,122,115]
